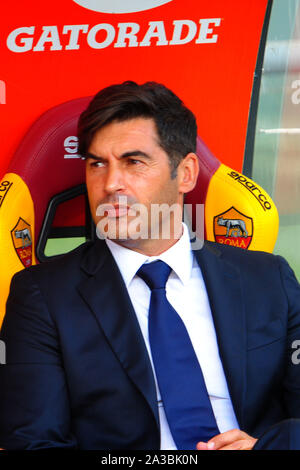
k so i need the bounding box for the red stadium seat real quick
[0,98,279,325]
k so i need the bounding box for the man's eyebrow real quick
[84,152,103,161]
[119,150,151,159]
[83,150,151,160]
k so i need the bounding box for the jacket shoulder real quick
[11,239,106,285]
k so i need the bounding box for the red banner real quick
[0,0,269,177]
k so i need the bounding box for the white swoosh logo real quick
[73,0,173,14]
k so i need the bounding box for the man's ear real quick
[177,153,199,194]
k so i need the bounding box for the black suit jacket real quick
[0,240,300,449]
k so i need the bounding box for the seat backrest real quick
[186,136,279,252]
[0,97,91,325]
[0,98,279,325]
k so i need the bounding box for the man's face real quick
[85,117,196,253]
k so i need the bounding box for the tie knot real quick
[137,260,172,291]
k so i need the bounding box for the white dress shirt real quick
[105,224,239,449]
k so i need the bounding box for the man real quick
[0,81,300,450]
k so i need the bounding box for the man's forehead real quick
[88,116,161,149]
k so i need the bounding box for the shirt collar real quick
[105,223,193,288]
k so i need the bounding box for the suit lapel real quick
[194,243,247,429]
[77,241,159,428]
[76,240,247,431]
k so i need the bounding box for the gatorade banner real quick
[0,0,269,177]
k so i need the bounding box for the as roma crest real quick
[11,217,33,267]
[213,207,253,250]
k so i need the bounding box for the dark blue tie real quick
[137,260,220,450]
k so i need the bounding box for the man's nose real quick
[104,164,126,194]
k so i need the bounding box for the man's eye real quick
[90,160,105,168]
[128,159,141,165]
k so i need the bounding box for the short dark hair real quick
[78,81,197,175]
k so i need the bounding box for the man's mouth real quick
[100,204,130,218]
